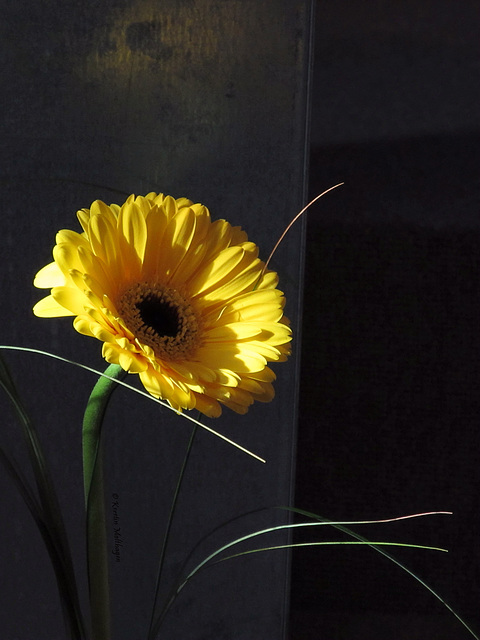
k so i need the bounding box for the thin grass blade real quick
[0,354,86,639]
[150,511,446,637]
[0,346,265,462]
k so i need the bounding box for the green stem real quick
[83,364,127,640]
[147,422,198,640]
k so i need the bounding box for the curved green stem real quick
[83,364,127,640]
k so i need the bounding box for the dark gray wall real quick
[0,2,313,639]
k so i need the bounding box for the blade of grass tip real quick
[332,522,479,640]
[280,507,479,640]
[279,506,453,527]
[83,364,127,640]
[0,354,86,639]
[260,183,344,279]
[147,422,198,640]
[210,539,447,565]
[0,346,265,463]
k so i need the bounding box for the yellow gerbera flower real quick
[33,193,292,418]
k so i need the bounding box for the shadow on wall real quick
[306,131,480,229]
[291,132,480,639]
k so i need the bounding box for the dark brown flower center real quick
[118,282,199,361]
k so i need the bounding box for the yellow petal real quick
[73,316,96,337]
[203,323,262,342]
[169,211,212,285]
[53,243,84,278]
[168,361,217,383]
[215,369,241,386]
[77,246,116,297]
[142,206,169,277]
[256,270,279,290]
[199,266,261,304]
[56,229,89,249]
[195,344,266,373]
[192,392,222,418]
[33,294,74,317]
[246,341,284,360]
[139,368,176,400]
[246,366,276,383]
[77,208,90,233]
[34,261,66,288]
[133,195,154,217]
[161,195,178,220]
[118,199,147,263]
[155,207,197,279]
[188,246,245,295]
[89,199,117,226]
[200,219,236,263]
[230,226,249,245]
[255,322,292,345]
[88,215,120,272]
[118,351,135,371]
[51,286,89,315]
[102,342,123,367]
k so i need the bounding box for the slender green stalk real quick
[83,364,126,640]
[170,520,446,598]
[151,510,452,637]
[210,540,447,564]
[0,354,86,639]
[147,422,198,640]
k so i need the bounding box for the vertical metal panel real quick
[0,1,313,638]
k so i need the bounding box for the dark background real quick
[1,0,479,639]
[292,1,480,638]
